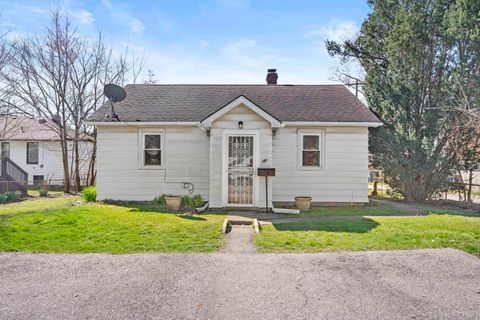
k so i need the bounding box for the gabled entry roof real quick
[201,96,282,128]
[88,84,381,124]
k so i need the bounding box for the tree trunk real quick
[60,136,70,193]
[86,129,97,186]
[73,128,81,192]
[372,180,378,196]
[467,169,473,203]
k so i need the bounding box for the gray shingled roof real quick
[88,84,380,123]
[0,117,93,141]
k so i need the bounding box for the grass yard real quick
[255,214,480,256]
[301,201,410,217]
[0,195,81,216]
[27,185,65,198]
[0,202,225,253]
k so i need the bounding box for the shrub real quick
[38,187,49,197]
[0,192,19,204]
[181,194,203,208]
[191,194,203,207]
[153,194,166,205]
[5,192,19,202]
[82,186,96,202]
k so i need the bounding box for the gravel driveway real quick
[1,249,479,320]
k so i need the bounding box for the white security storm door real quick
[227,135,255,206]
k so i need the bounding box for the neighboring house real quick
[460,171,480,192]
[87,69,382,208]
[0,116,93,186]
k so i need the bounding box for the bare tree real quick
[0,9,140,192]
[68,31,130,189]
[0,10,78,191]
[449,82,480,202]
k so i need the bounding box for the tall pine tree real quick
[327,0,480,202]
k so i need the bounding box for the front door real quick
[227,135,255,206]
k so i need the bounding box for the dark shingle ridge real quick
[88,84,380,123]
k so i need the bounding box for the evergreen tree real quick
[327,0,480,202]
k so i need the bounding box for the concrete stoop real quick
[221,225,257,253]
[221,214,260,253]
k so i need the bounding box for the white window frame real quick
[138,129,165,169]
[297,129,325,170]
[1,141,10,158]
[26,141,39,165]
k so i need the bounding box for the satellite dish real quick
[103,84,126,121]
[104,84,127,103]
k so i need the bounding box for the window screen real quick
[27,142,39,164]
[302,135,320,167]
[144,134,162,166]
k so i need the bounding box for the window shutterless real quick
[26,142,39,164]
[1,142,9,158]
[302,135,320,167]
[143,134,162,166]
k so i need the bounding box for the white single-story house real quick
[0,116,93,186]
[87,69,382,208]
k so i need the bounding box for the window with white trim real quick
[143,134,162,166]
[1,142,10,158]
[27,142,39,164]
[298,131,324,169]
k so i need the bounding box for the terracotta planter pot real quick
[294,196,312,211]
[165,196,182,211]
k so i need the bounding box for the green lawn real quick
[301,201,410,217]
[0,203,225,253]
[27,185,65,198]
[255,214,480,256]
[0,196,81,216]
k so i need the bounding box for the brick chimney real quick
[266,69,278,85]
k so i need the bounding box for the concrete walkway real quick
[1,249,479,320]
[221,225,256,253]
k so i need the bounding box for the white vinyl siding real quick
[96,126,210,201]
[2,140,92,185]
[273,127,369,203]
[94,105,370,205]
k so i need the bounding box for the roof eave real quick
[282,121,383,127]
[200,95,282,128]
[84,121,201,127]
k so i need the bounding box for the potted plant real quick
[165,195,182,211]
[294,196,312,211]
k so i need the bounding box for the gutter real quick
[85,121,200,126]
[282,121,383,128]
[85,120,383,128]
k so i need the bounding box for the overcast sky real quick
[2,0,369,84]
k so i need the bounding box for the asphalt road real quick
[1,249,479,320]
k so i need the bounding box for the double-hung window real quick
[27,142,39,164]
[142,133,162,167]
[298,130,324,169]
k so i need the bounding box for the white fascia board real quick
[282,121,383,127]
[201,95,282,128]
[85,121,200,127]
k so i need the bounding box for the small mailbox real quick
[257,168,275,177]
